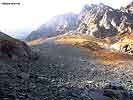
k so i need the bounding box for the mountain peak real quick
[126,1,133,14]
[27,3,133,41]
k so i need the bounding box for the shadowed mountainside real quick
[0,31,35,61]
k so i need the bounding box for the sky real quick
[0,0,132,38]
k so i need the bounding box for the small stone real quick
[110,80,121,87]
[17,72,29,80]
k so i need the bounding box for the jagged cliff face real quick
[27,3,133,41]
[78,3,133,38]
[125,2,133,29]
[123,2,133,14]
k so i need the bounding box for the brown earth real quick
[55,34,133,66]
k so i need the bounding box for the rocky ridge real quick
[27,2,133,40]
[78,3,133,38]
[27,13,79,41]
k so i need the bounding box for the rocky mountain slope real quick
[27,2,133,41]
[27,13,79,41]
[0,2,133,100]
[1,37,133,99]
[0,31,35,61]
[78,3,132,38]
[25,35,133,100]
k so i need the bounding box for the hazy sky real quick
[0,0,132,38]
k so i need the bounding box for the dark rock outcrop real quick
[0,31,33,61]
